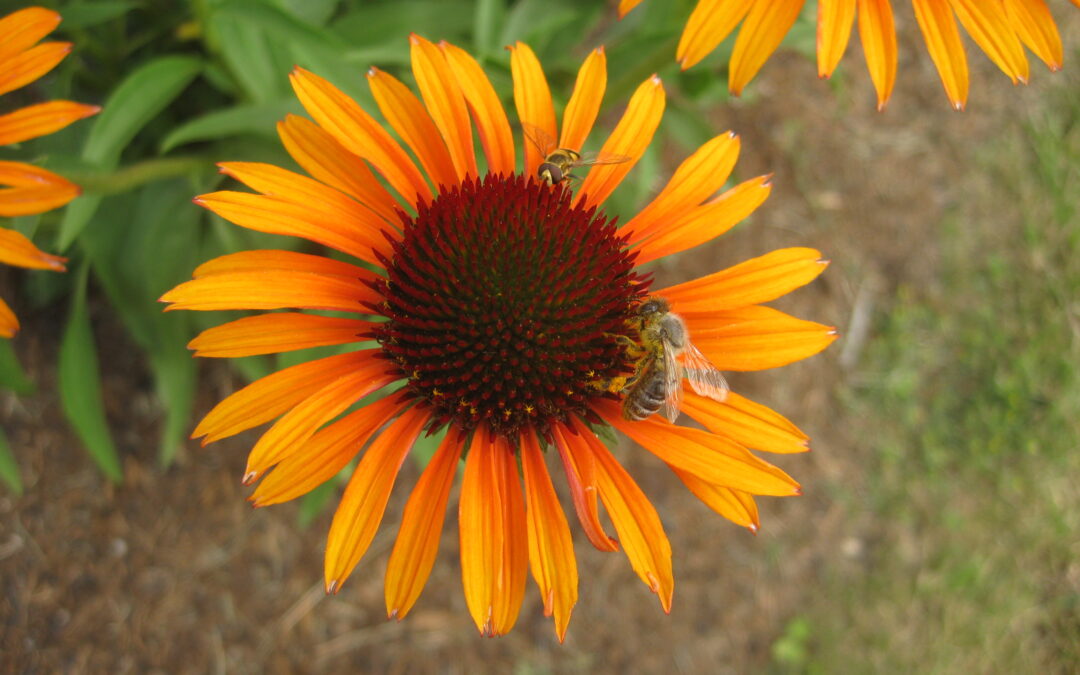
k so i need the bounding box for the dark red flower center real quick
[371,173,648,440]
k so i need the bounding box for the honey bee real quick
[522,123,631,186]
[620,297,729,423]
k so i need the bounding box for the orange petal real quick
[192,350,381,444]
[817,0,857,77]
[1003,0,1063,71]
[277,114,402,226]
[289,67,430,205]
[631,175,772,264]
[622,131,741,243]
[193,249,368,279]
[912,0,969,109]
[0,296,18,338]
[0,41,71,97]
[324,405,431,592]
[729,0,806,95]
[553,419,619,552]
[508,42,557,178]
[857,0,899,110]
[559,47,607,153]
[680,389,810,454]
[521,432,578,642]
[194,190,385,265]
[160,269,380,313]
[0,8,61,63]
[0,227,66,271]
[0,160,80,217]
[441,41,515,177]
[677,0,755,70]
[459,426,528,636]
[409,34,476,182]
[574,75,665,211]
[682,305,839,371]
[385,431,465,620]
[0,101,99,145]
[949,0,1029,84]
[188,313,372,358]
[251,396,407,507]
[658,248,829,312]
[670,466,760,531]
[596,399,802,496]
[366,67,458,193]
[618,0,646,17]
[588,423,674,613]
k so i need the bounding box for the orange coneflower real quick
[162,36,836,640]
[0,7,98,336]
[619,0,1075,110]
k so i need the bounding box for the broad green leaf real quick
[473,0,506,58]
[499,0,580,50]
[0,340,34,395]
[59,1,138,29]
[151,348,196,466]
[212,15,288,103]
[298,476,339,527]
[332,1,472,54]
[0,427,21,495]
[160,100,300,153]
[274,0,340,27]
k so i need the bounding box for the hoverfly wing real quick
[520,122,558,157]
[574,150,633,168]
[660,340,683,424]
[682,341,729,403]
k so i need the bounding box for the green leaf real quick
[0,340,35,395]
[274,0,341,26]
[151,348,196,467]
[473,0,506,57]
[160,100,298,153]
[298,476,340,528]
[0,427,23,495]
[211,14,288,103]
[59,265,122,484]
[59,1,138,29]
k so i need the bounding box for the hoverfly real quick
[522,123,631,186]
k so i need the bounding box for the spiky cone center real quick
[371,173,648,440]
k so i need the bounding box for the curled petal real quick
[553,420,619,552]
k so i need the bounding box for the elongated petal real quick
[189,313,372,358]
[632,175,771,264]
[574,75,664,210]
[683,305,838,371]
[950,0,1029,84]
[385,431,464,620]
[671,466,760,531]
[559,47,606,152]
[161,270,379,313]
[410,34,476,182]
[442,41,515,177]
[818,0,857,77]
[325,405,431,592]
[1003,0,1063,71]
[857,0,899,110]
[729,0,806,95]
[521,432,577,642]
[0,161,80,217]
[0,297,17,338]
[0,101,99,145]
[277,114,402,225]
[192,350,382,444]
[658,248,829,312]
[0,228,66,271]
[508,42,556,177]
[252,396,406,506]
[597,399,802,496]
[0,41,71,97]
[290,67,430,205]
[677,0,755,70]
[0,8,61,63]
[193,249,368,279]
[680,389,809,454]
[553,420,619,552]
[912,0,969,109]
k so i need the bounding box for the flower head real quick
[0,7,99,336]
[620,0,1074,110]
[163,36,836,640]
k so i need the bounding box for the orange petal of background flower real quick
[677,0,755,70]
[949,0,1029,84]
[618,0,646,17]
[508,42,557,178]
[559,47,606,152]
[0,161,80,217]
[912,0,969,109]
[193,249,368,279]
[0,227,66,270]
[410,35,477,182]
[0,297,17,338]
[622,131,740,242]
[683,305,839,371]
[0,8,61,63]
[459,427,528,637]
[0,101,99,145]
[252,396,406,507]
[574,75,664,211]
[1003,0,1063,71]
[0,41,71,97]
[324,405,431,593]
[160,269,379,313]
[670,466,760,531]
[597,399,802,496]
[290,67,430,205]
[817,0,857,77]
[631,175,771,264]
[189,313,373,358]
[680,389,810,454]
[554,420,619,552]
[277,114,401,226]
[521,433,578,642]
[192,350,380,444]
[729,0,806,95]
[857,0,899,110]
[442,41,515,177]
[385,431,464,620]
[659,248,828,312]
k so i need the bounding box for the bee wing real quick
[661,341,683,424]
[574,150,633,167]
[521,122,557,157]
[681,340,729,403]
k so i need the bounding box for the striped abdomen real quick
[622,360,667,421]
